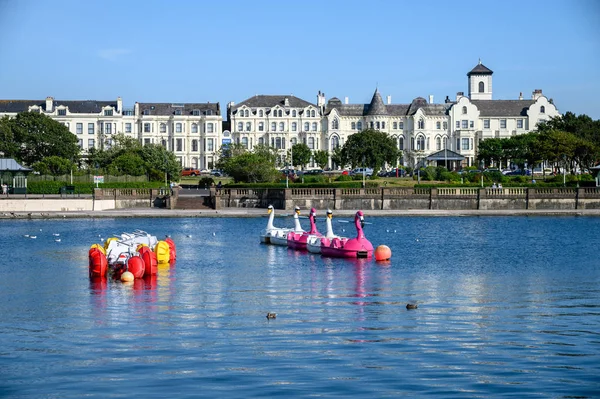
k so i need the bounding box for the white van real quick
[351,168,373,176]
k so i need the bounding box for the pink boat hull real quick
[287,231,309,250]
[321,237,374,258]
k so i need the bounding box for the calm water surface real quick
[1,215,599,398]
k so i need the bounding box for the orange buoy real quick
[127,256,145,279]
[89,248,108,278]
[165,238,177,261]
[138,246,158,276]
[374,245,392,261]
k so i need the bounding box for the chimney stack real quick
[387,95,391,105]
[429,95,434,104]
[519,92,523,100]
[45,96,54,113]
[117,96,122,112]
[532,89,543,100]
[344,97,349,104]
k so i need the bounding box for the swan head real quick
[310,208,317,218]
[267,205,274,214]
[295,206,301,215]
[327,209,333,219]
[356,210,365,228]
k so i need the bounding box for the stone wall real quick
[211,187,600,211]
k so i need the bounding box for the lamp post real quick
[563,155,566,187]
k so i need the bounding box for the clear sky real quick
[1,0,599,119]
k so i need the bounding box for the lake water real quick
[1,215,599,398]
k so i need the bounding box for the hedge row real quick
[27,181,164,194]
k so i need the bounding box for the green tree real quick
[0,115,20,159]
[330,145,346,170]
[290,143,311,169]
[140,144,180,182]
[32,156,75,175]
[341,129,400,175]
[313,150,329,169]
[477,138,504,167]
[2,112,80,166]
[111,153,147,176]
[218,145,280,183]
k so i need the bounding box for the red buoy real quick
[127,256,145,279]
[138,246,158,276]
[89,248,108,278]
[165,238,177,261]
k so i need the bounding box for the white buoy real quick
[187,234,192,238]
[55,239,61,242]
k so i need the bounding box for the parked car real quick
[211,170,224,177]
[181,167,201,177]
[385,168,406,177]
[303,169,324,175]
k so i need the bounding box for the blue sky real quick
[1,0,599,119]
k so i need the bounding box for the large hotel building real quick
[0,62,559,170]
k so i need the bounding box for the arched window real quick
[237,122,243,131]
[160,123,166,133]
[351,122,356,130]
[191,123,198,133]
[399,136,404,150]
[271,122,276,131]
[258,137,264,145]
[331,135,339,150]
[540,105,546,114]
[357,121,362,130]
[258,122,264,131]
[292,110,297,117]
[308,137,315,149]
[304,122,309,131]
[436,122,441,129]
[436,137,441,151]
[246,122,251,131]
[478,81,484,93]
[311,110,315,117]
[418,119,424,129]
[241,137,248,148]
[192,140,198,152]
[417,135,425,150]
[278,110,282,117]
[462,106,467,114]
[291,122,297,131]
[279,122,284,131]
[332,118,339,129]
[245,110,249,117]
[259,110,263,117]
[312,122,317,131]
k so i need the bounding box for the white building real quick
[0,97,223,169]
[227,95,323,166]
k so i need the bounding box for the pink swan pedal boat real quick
[287,207,322,251]
[321,210,373,258]
[307,209,339,254]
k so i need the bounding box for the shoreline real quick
[2,208,600,219]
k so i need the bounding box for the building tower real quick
[467,60,493,100]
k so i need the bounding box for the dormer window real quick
[175,109,182,116]
[143,109,150,115]
[58,109,66,116]
[278,110,282,117]
[311,110,316,117]
[245,110,249,117]
[418,119,424,129]
[104,109,113,116]
[193,109,200,116]
[540,105,545,114]
[205,110,213,116]
[259,110,264,117]
[292,110,297,117]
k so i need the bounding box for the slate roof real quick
[326,95,450,117]
[138,102,220,116]
[471,100,534,117]
[231,95,314,115]
[426,149,465,161]
[0,158,32,171]
[467,62,493,76]
[0,99,118,113]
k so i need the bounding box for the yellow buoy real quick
[104,237,118,250]
[121,271,134,282]
[154,240,171,264]
[89,243,106,255]
[374,245,392,261]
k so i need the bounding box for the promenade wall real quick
[212,187,600,211]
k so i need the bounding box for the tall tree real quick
[341,129,400,174]
[313,150,329,169]
[11,112,80,166]
[290,143,311,169]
